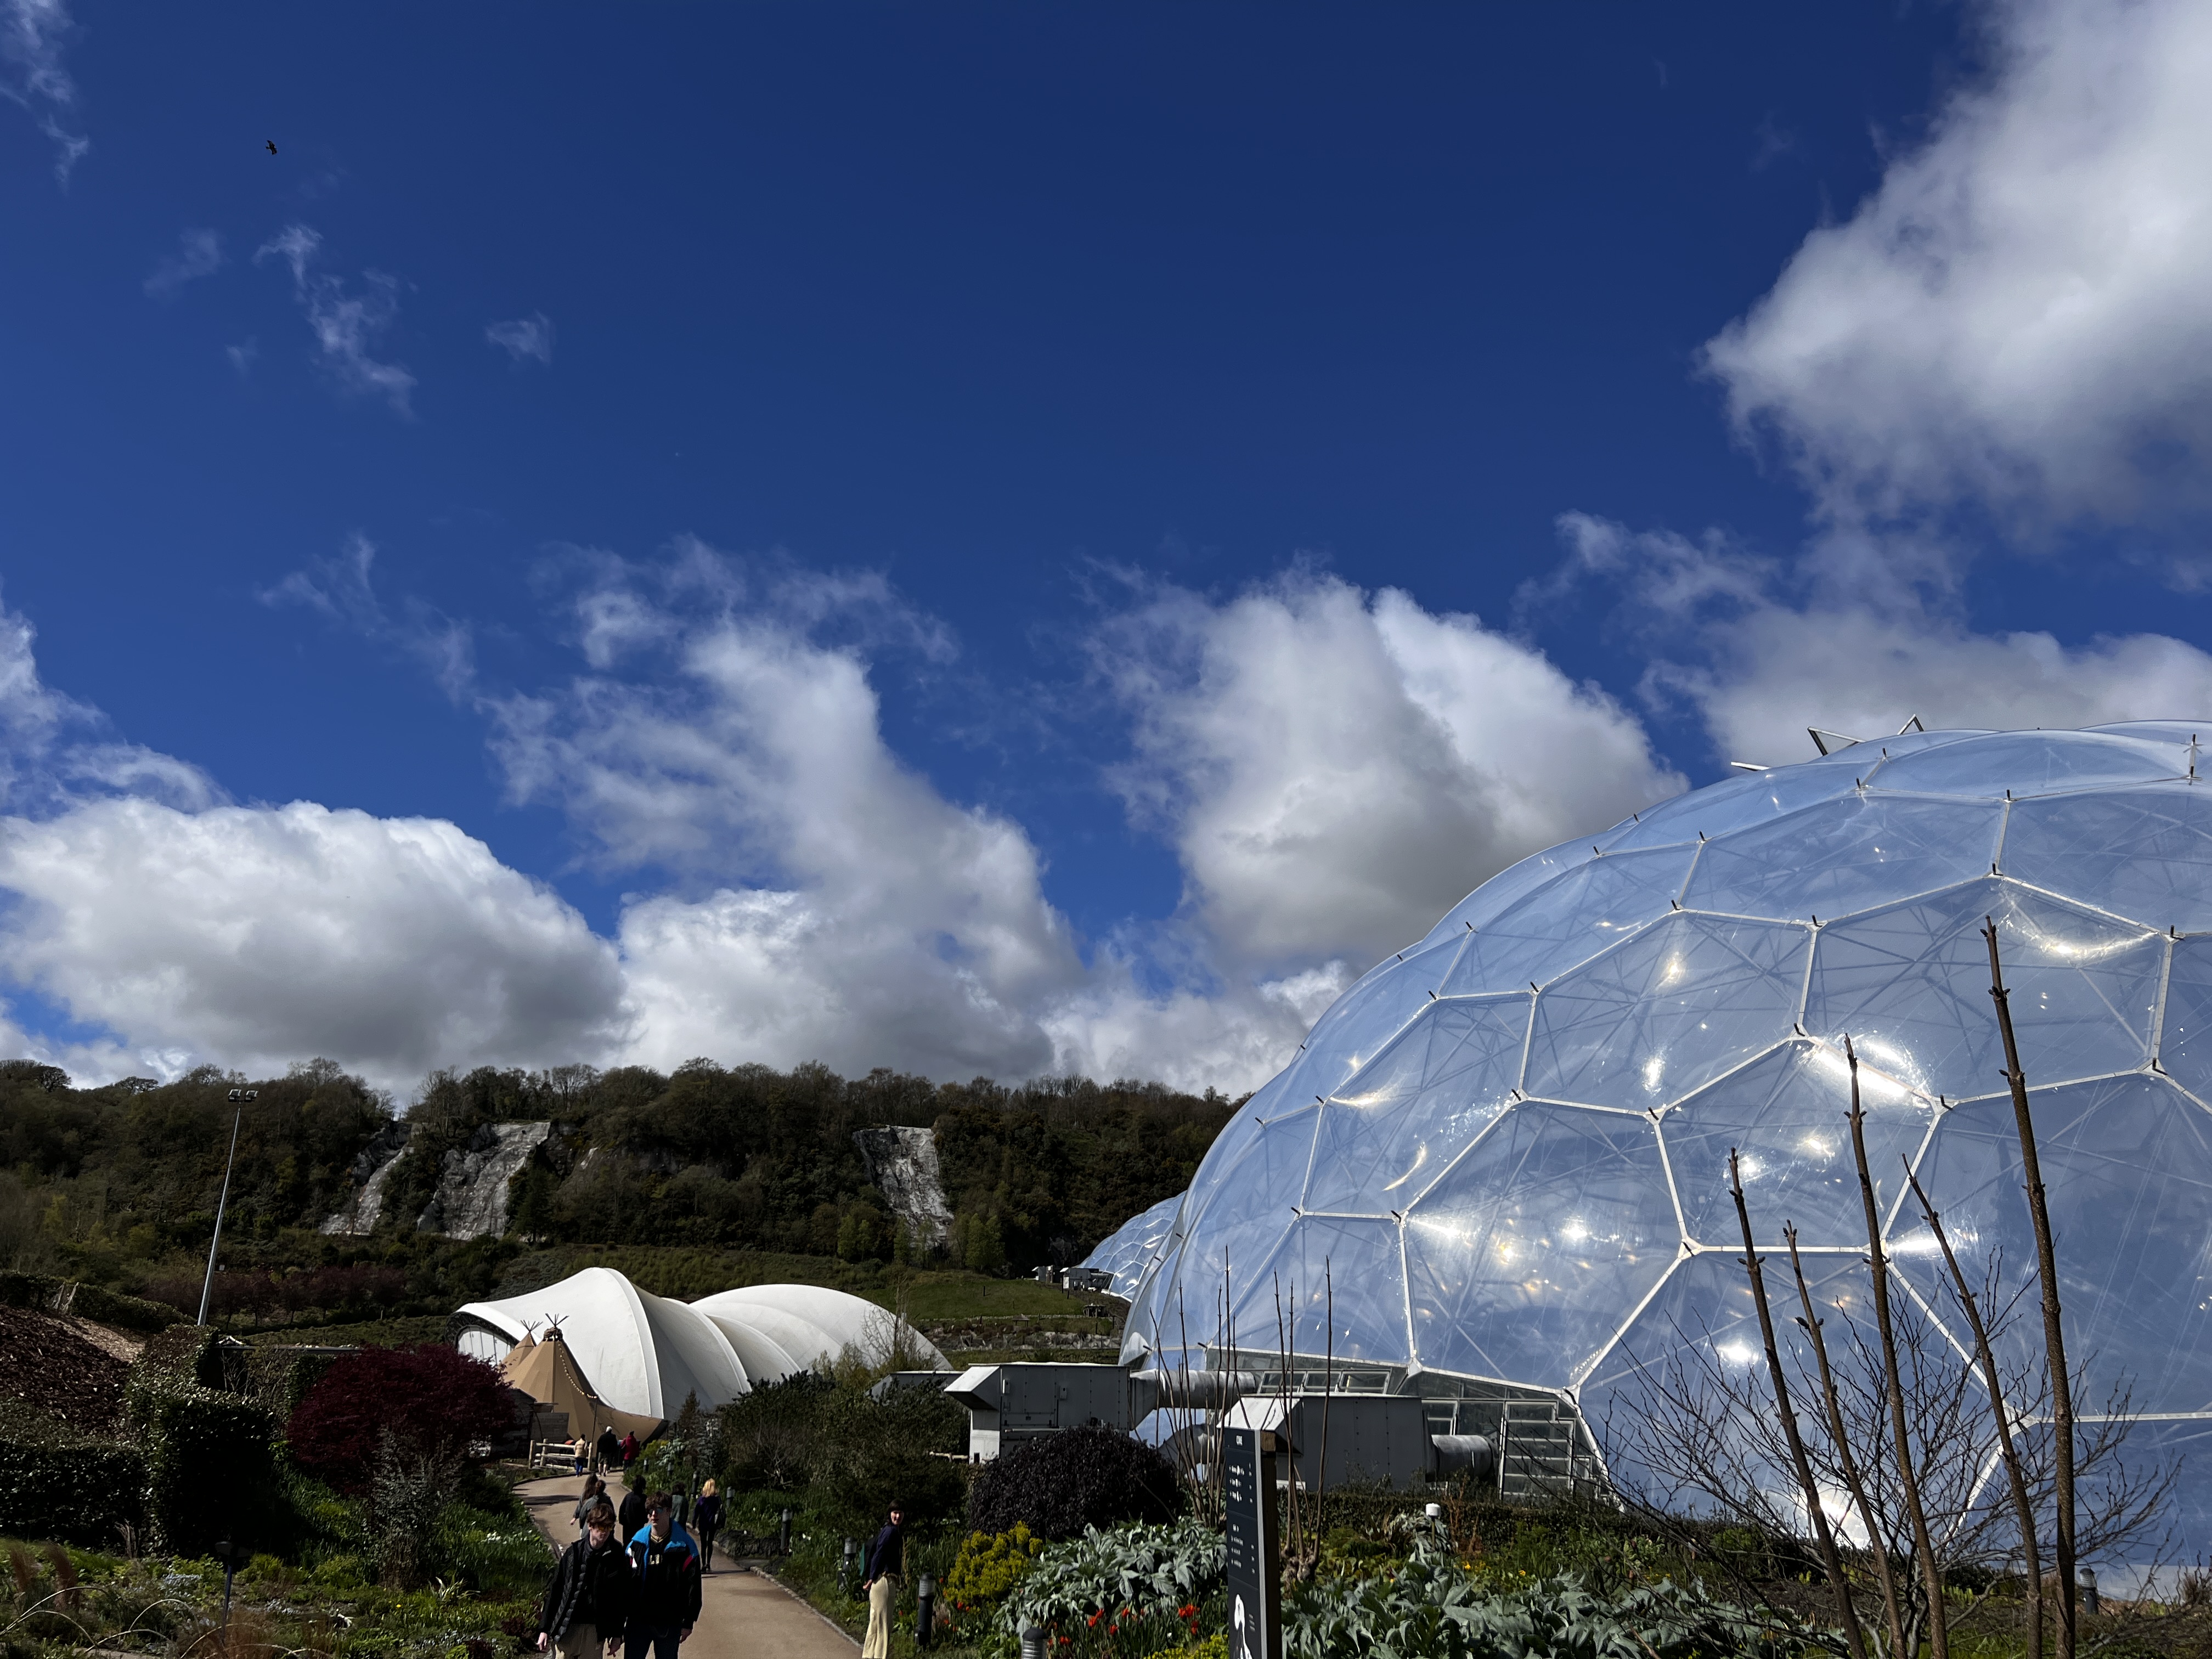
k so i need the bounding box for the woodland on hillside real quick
[0,1054,1237,1319]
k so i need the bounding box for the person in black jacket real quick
[625,1494,703,1659]
[538,1501,630,1659]
[690,1480,724,1573]
[595,1428,621,1475]
[618,1476,648,1543]
[861,1504,905,1659]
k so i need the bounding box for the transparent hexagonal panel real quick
[2160,935,2212,1103]
[1806,879,2162,1102]
[1153,1105,1321,1349]
[1869,730,2186,798]
[1523,912,1810,1111]
[1403,1102,1678,1388]
[1305,995,1531,1213]
[1683,794,2004,924]
[1576,1250,1965,1531]
[1412,843,1592,949]
[1431,846,1696,998]
[1892,1076,2212,1416]
[2004,783,2212,934]
[1661,1040,1939,1249]
[1284,928,1467,1101]
[1597,752,1872,853]
[1231,1215,1409,1367]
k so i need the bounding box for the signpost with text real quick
[1222,1425,1281,1659]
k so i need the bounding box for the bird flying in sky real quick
[265,139,277,155]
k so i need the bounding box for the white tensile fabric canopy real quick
[454,1267,948,1416]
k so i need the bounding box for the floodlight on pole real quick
[197,1088,257,1327]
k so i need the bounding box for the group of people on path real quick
[539,1475,907,1659]
[571,1427,642,1475]
[538,1474,725,1659]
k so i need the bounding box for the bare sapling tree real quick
[1846,1035,1954,1659]
[1986,918,2080,1659]
[1786,1221,1911,1659]
[1906,1160,2042,1659]
[1730,1148,1872,1659]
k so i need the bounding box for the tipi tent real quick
[498,1326,664,1445]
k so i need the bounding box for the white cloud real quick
[486,312,554,366]
[144,229,224,299]
[1550,512,2212,767]
[254,223,416,415]
[1703,0,2212,539]
[0,0,87,184]
[1095,569,1684,970]
[0,798,627,1087]
[226,339,257,376]
[261,534,473,698]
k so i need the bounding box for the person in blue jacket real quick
[625,1493,703,1658]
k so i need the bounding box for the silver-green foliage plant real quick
[997,1516,1224,1637]
[1286,1530,1826,1659]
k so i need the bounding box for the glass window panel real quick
[1230,1216,1410,1367]
[2084,721,2205,748]
[1892,1076,2212,1415]
[1869,731,2184,798]
[1082,1191,1187,1300]
[1524,913,1810,1111]
[1436,847,1697,997]
[1306,996,1531,1213]
[1807,879,2162,1101]
[1661,1040,1937,1249]
[1684,795,2004,923]
[1403,1103,1678,1387]
[2004,784,2212,933]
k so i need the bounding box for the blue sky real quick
[6,0,2212,1094]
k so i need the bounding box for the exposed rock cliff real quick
[415,1121,553,1238]
[320,1120,411,1235]
[852,1125,952,1248]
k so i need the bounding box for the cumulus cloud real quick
[254,224,416,415]
[485,312,554,365]
[0,798,627,1084]
[1703,0,2212,541]
[1550,512,2212,766]
[1,0,87,184]
[143,229,224,299]
[1096,569,1684,970]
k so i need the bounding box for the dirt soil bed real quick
[0,1303,131,1435]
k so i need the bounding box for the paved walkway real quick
[517,1472,858,1659]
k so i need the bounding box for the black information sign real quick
[1222,1426,1280,1659]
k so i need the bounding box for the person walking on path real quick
[690,1481,724,1573]
[596,1427,622,1475]
[625,1493,702,1659]
[573,1476,608,1538]
[537,1499,631,1659]
[860,1503,904,1659]
[572,1437,589,1476]
[618,1475,648,1543]
[621,1431,640,1467]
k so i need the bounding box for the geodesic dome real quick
[1082,1192,1184,1299]
[1123,723,2212,1538]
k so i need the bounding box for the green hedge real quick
[0,1271,181,1335]
[134,1323,224,1387]
[0,1397,146,1548]
[126,1372,280,1555]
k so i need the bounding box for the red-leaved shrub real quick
[285,1344,514,1488]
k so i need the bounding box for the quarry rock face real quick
[415,1121,553,1238]
[320,1120,411,1235]
[852,1125,952,1248]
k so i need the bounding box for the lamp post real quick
[196,1089,256,1327]
[778,1507,792,1555]
[839,1536,856,1595]
[915,1572,936,1649]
